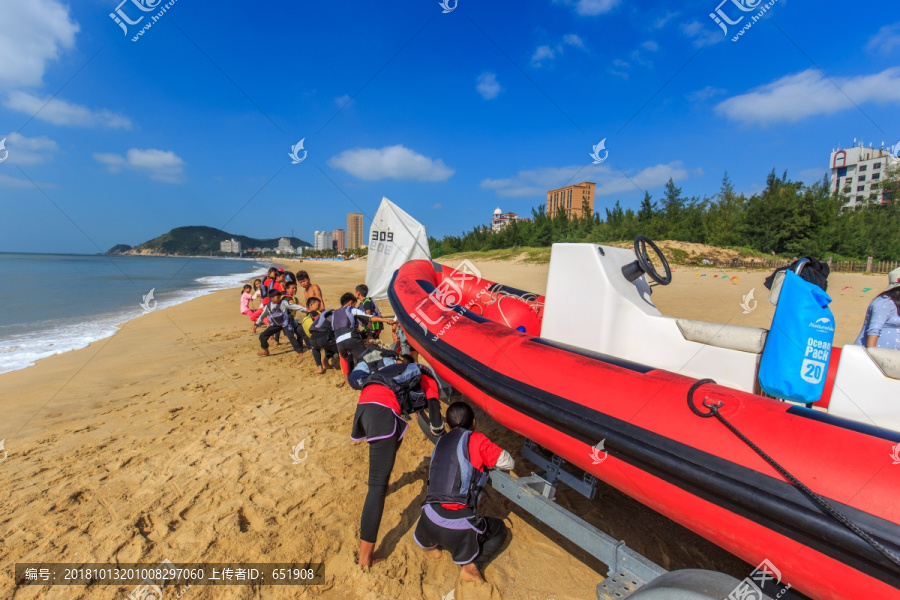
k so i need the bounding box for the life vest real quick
[358,347,400,370]
[310,309,335,333]
[361,298,384,332]
[332,305,358,339]
[362,362,434,416]
[424,428,488,509]
[260,278,274,305]
[267,299,291,328]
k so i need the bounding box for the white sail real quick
[365,197,431,300]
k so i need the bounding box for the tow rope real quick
[687,378,900,571]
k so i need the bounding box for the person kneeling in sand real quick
[414,401,514,583]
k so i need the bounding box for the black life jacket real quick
[310,309,335,333]
[362,362,435,416]
[424,427,488,508]
[260,277,274,305]
[358,347,400,370]
[332,305,358,339]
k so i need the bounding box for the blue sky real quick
[1,0,899,253]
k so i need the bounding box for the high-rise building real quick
[347,212,364,249]
[332,228,346,253]
[546,181,596,219]
[220,239,241,253]
[314,230,333,251]
[829,141,898,208]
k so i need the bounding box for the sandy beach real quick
[0,256,886,600]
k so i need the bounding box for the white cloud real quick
[681,20,721,47]
[687,85,726,103]
[432,203,442,210]
[94,149,186,183]
[641,40,659,52]
[0,173,56,189]
[651,11,680,29]
[555,0,620,16]
[327,145,454,182]
[532,34,587,67]
[0,0,79,89]
[334,94,353,108]
[867,23,900,56]
[1,132,59,165]
[476,72,502,100]
[715,67,900,125]
[5,91,132,129]
[481,162,689,198]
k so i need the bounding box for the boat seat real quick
[868,348,900,380]
[676,319,768,354]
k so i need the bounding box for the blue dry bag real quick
[758,270,835,403]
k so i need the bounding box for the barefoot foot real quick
[460,563,484,583]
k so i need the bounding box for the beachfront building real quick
[332,228,346,253]
[491,207,527,232]
[547,181,596,219]
[314,230,333,251]
[276,237,295,254]
[220,238,241,253]
[830,140,898,208]
[347,212,364,249]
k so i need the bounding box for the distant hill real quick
[107,226,312,256]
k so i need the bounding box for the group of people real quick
[239,266,513,582]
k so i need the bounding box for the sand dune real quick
[0,257,887,599]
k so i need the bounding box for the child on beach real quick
[350,361,446,568]
[356,284,383,341]
[414,401,514,583]
[240,285,263,325]
[298,271,325,309]
[305,300,340,374]
[391,321,417,363]
[334,292,394,386]
[255,289,306,356]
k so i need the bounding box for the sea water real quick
[0,253,269,374]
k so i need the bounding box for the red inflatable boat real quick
[388,255,900,600]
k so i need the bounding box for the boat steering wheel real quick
[621,236,672,285]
